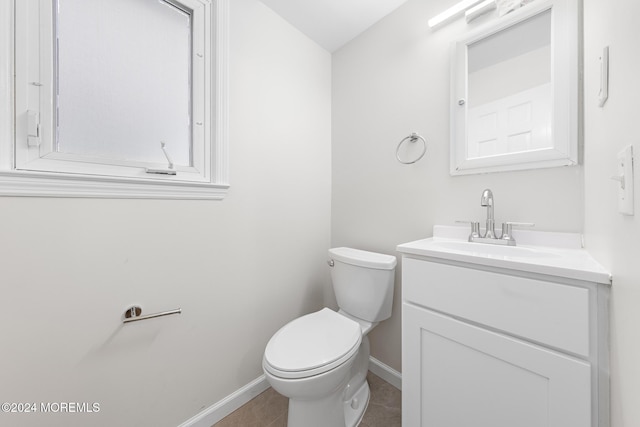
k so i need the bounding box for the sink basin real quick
[396,225,612,284]
[430,240,561,259]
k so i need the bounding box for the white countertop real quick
[397,226,612,284]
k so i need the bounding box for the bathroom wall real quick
[583,0,640,425]
[0,0,331,426]
[331,0,584,374]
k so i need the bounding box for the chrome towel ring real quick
[396,132,427,164]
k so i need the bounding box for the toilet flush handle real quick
[327,259,334,267]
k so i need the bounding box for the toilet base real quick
[343,380,370,427]
[263,311,379,427]
[286,378,371,427]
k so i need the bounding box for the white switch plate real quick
[617,145,634,215]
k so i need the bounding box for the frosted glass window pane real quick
[56,0,192,166]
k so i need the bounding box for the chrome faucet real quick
[480,189,497,239]
[457,189,535,246]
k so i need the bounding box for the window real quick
[1,0,229,199]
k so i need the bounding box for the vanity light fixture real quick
[428,0,484,28]
[465,0,497,23]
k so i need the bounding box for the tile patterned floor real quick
[212,372,401,427]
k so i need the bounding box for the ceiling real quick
[259,0,411,52]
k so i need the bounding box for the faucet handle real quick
[456,220,481,241]
[501,222,535,241]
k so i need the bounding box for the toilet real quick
[262,247,396,427]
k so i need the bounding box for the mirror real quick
[450,0,579,175]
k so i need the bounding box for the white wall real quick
[0,0,331,426]
[583,0,640,425]
[331,0,584,373]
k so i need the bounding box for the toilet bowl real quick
[263,248,396,427]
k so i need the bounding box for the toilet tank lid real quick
[329,247,397,270]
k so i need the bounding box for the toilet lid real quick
[264,308,362,378]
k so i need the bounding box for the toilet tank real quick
[328,248,397,323]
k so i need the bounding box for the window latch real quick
[145,141,177,175]
[27,110,40,147]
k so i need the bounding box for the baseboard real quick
[178,375,270,427]
[180,358,401,427]
[368,356,402,391]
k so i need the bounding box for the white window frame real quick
[0,0,229,199]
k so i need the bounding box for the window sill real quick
[0,170,229,200]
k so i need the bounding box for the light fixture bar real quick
[465,0,496,23]
[428,0,484,28]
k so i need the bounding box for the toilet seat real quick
[264,308,362,379]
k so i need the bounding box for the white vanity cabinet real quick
[398,230,611,427]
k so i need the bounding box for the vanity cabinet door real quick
[402,303,591,427]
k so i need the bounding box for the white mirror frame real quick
[450,0,580,175]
